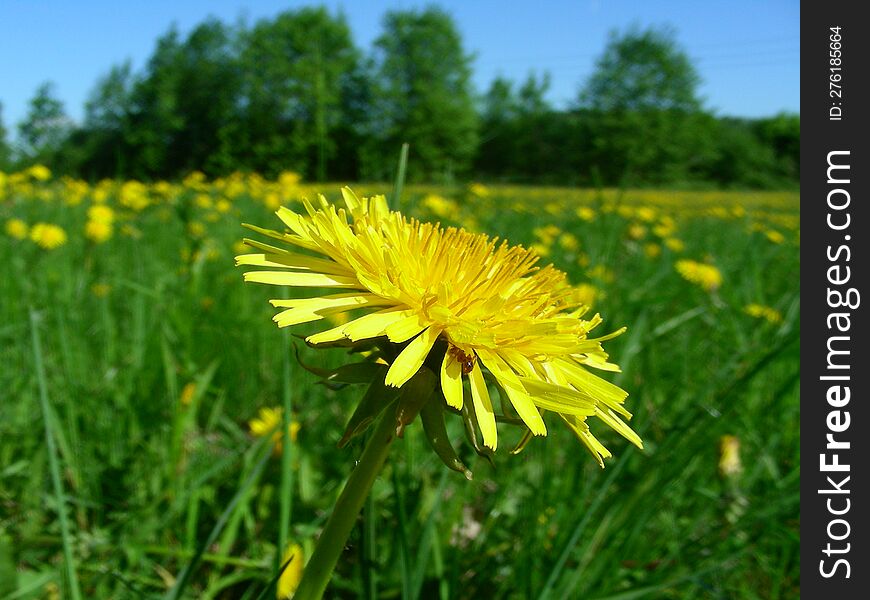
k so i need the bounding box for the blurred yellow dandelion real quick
[664,237,685,252]
[277,543,304,599]
[30,222,67,250]
[239,187,641,464]
[85,219,113,243]
[643,243,661,258]
[27,164,52,181]
[87,204,115,224]
[468,182,490,198]
[627,223,646,240]
[187,221,206,239]
[576,206,596,222]
[91,283,112,298]
[5,218,29,240]
[718,435,742,477]
[764,229,785,244]
[744,303,782,324]
[179,382,197,406]
[421,194,457,219]
[249,407,301,452]
[675,259,722,291]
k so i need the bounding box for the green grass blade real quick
[537,451,631,600]
[166,435,273,599]
[391,142,410,211]
[30,309,82,600]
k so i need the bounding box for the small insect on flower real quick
[448,344,477,375]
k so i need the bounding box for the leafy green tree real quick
[85,61,134,132]
[579,26,707,184]
[368,7,478,181]
[0,102,12,170]
[125,20,242,178]
[753,112,799,182]
[17,82,72,165]
[63,61,137,178]
[239,7,359,179]
[125,27,185,177]
[581,25,701,112]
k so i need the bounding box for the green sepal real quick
[509,429,535,455]
[295,345,385,384]
[421,393,473,480]
[338,369,400,448]
[394,367,438,437]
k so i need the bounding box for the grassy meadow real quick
[1,168,799,599]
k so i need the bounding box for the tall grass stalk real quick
[29,309,82,600]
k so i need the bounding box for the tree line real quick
[0,7,798,188]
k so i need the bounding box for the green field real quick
[1,170,799,599]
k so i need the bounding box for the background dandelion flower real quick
[30,222,68,250]
[238,187,641,465]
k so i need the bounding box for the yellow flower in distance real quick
[744,303,782,324]
[277,542,304,598]
[718,435,742,477]
[5,218,29,240]
[249,407,301,453]
[85,219,113,243]
[87,204,115,224]
[675,259,722,291]
[30,222,67,250]
[239,188,641,465]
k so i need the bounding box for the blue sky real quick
[0,0,799,132]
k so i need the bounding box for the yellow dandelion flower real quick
[664,237,684,252]
[576,206,596,222]
[239,188,641,464]
[119,181,150,211]
[85,219,113,243]
[279,170,302,188]
[718,435,742,477]
[87,204,115,224]
[627,223,647,240]
[264,192,282,211]
[744,303,782,324]
[652,216,676,238]
[91,283,112,298]
[232,240,248,255]
[586,264,614,283]
[179,382,197,406]
[195,193,213,209]
[573,283,600,309]
[187,221,206,239]
[558,232,579,251]
[764,229,785,244]
[249,407,301,452]
[530,242,551,257]
[636,206,657,223]
[643,243,661,258]
[27,164,52,181]
[277,543,304,599]
[421,194,457,219]
[30,223,67,250]
[5,218,29,240]
[675,259,722,291]
[468,182,490,198]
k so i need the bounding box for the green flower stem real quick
[293,403,399,600]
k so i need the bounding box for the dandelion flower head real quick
[675,259,722,291]
[238,188,641,465]
[30,222,67,250]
